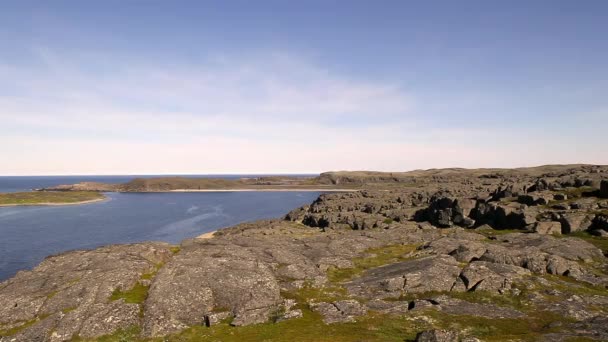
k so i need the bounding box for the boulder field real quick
[1,165,608,341]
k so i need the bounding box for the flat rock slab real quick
[346,255,463,300]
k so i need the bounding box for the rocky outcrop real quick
[2,164,608,341]
[0,243,174,341]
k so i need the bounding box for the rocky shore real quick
[2,165,608,341]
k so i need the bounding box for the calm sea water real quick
[0,175,320,281]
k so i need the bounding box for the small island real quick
[0,191,106,207]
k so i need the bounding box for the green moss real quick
[0,314,50,336]
[110,282,149,304]
[169,246,181,254]
[564,337,600,342]
[71,325,141,342]
[421,308,572,342]
[382,218,394,224]
[327,244,418,283]
[0,191,105,206]
[156,309,422,342]
[281,284,349,304]
[62,307,77,314]
[559,186,597,199]
[540,274,608,297]
[392,289,528,311]
[477,229,527,239]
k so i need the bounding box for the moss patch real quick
[0,314,50,337]
[110,282,149,304]
[71,325,141,342]
[327,244,418,283]
[155,309,423,342]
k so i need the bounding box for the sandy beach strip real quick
[196,230,217,239]
[170,188,358,192]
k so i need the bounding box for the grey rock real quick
[560,213,594,233]
[415,329,459,342]
[455,261,531,293]
[346,255,463,299]
[533,221,562,235]
[0,243,174,341]
[309,300,367,324]
[204,311,232,326]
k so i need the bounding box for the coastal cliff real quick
[2,165,608,341]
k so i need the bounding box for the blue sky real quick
[1,1,607,175]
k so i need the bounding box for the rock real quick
[0,243,174,341]
[346,255,463,300]
[142,240,283,336]
[204,311,232,326]
[478,242,583,276]
[309,300,367,324]
[590,229,608,237]
[430,295,525,318]
[551,203,570,210]
[455,261,531,293]
[3,165,608,341]
[448,243,487,263]
[601,180,608,198]
[570,198,598,210]
[278,309,303,321]
[533,221,562,235]
[554,193,568,201]
[416,196,478,228]
[560,213,594,233]
[415,329,459,342]
[518,193,552,206]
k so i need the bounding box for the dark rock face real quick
[601,180,608,198]
[2,165,608,341]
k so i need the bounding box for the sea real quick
[0,175,321,281]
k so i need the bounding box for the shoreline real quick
[170,188,358,192]
[0,197,107,208]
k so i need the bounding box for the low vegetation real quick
[0,191,104,206]
[327,244,418,283]
[109,282,149,304]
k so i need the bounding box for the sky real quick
[1,1,607,175]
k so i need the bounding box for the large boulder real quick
[560,213,594,233]
[416,196,476,228]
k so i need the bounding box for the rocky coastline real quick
[1,164,608,341]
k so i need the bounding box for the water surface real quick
[0,176,320,281]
